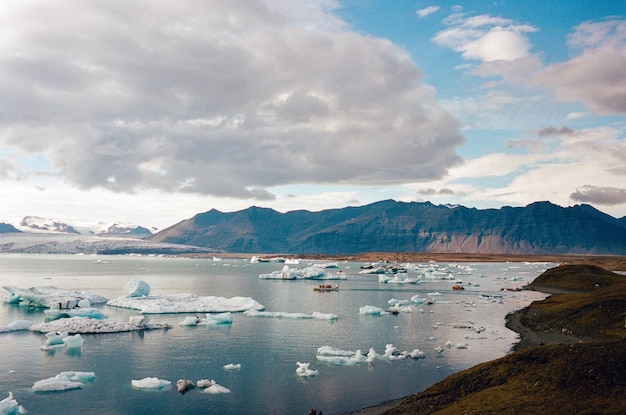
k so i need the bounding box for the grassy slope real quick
[376,264,626,415]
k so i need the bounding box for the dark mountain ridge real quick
[150,200,626,255]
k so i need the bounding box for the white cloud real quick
[0,0,463,201]
[416,6,439,19]
[433,12,537,62]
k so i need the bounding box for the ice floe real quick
[124,278,151,297]
[108,292,264,314]
[316,344,427,366]
[44,307,107,320]
[296,362,318,377]
[259,265,346,280]
[0,320,32,333]
[223,363,241,371]
[131,377,171,390]
[243,310,338,320]
[32,371,96,392]
[0,392,27,415]
[178,312,233,326]
[30,316,170,334]
[3,285,108,308]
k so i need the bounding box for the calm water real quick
[0,254,552,415]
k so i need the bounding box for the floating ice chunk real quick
[223,363,241,371]
[410,295,425,304]
[259,265,345,280]
[45,307,107,320]
[296,362,318,377]
[131,377,171,390]
[2,285,108,308]
[434,346,444,353]
[311,312,339,320]
[196,379,215,388]
[78,299,91,308]
[0,392,27,414]
[33,374,86,392]
[30,317,169,334]
[454,343,469,349]
[379,274,419,284]
[108,294,264,314]
[201,312,233,325]
[366,347,379,363]
[0,320,32,333]
[317,346,355,357]
[409,349,425,358]
[59,371,96,383]
[124,279,150,297]
[359,305,385,315]
[176,379,194,394]
[179,316,201,326]
[128,315,145,327]
[63,334,84,349]
[204,384,230,394]
[427,292,443,296]
[45,331,68,346]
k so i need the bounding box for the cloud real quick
[416,187,454,196]
[538,126,577,137]
[530,20,626,115]
[0,0,463,200]
[416,6,439,19]
[571,185,626,205]
[433,11,538,62]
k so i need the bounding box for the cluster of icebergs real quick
[132,376,231,394]
[316,344,426,366]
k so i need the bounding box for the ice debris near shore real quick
[3,285,108,308]
[0,392,27,415]
[244,310,338,320]
[316,344,425,366]
[259,265,347,280]
[33,371,96,392]
[30,316,169,334]
[107,279,265,313]
[0,320,32,333]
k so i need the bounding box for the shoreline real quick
[341,261,626,415]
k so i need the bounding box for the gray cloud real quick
[0,0,464,200]
[571,185,626,205]
[538,126,577,137]
[416,188,454,196]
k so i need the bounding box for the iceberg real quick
[244,310,338,320]
[131,377,171,390]
[378,273,419,284]
[63,334,84,349]
[124,279,151,297]
[0,320,32,333]
[107,293,264,314]
[44,307,107,320]
[223,363,241,371]
[259,265,346,280]
[3,285,108,308]
[296,362,318,377]
[33,371,95,392]
[0,392,27,415]
[204,384,231,394]
[179,312,233,326]
[358,305,385,315]
[30,317,170,334]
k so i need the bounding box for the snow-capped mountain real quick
[15,216,154,236]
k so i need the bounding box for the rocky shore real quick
[343,260,626,415]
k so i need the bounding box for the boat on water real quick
[452,285,465,290]
[313,284,339,292]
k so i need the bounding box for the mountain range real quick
[149,200,626,255]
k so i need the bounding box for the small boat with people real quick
[313,284,339,292]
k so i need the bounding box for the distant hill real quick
[0,223,21,234]
[149,200,626,255]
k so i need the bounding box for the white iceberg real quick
[124,279,151,297]
[244,310,338,320]
[107,293,264,314]
[33,371,95,392]
[378,273,419,284]
[259,265,346,280]
[296,362,318,377]
[316,346,367,366]
[0,320,32,333]
[131,377,171,390]
[63,334,84,349]
[204,384,231,394]
[179,312,233,326]
[0,392,27,415]
[358,305,385,315]
[44,307,107,320]
[223,363,241,371]
[3,285,108,308]
[30,317,170,334]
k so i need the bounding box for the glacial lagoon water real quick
[0,254,553,414]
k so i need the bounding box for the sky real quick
[0,0,625,230]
